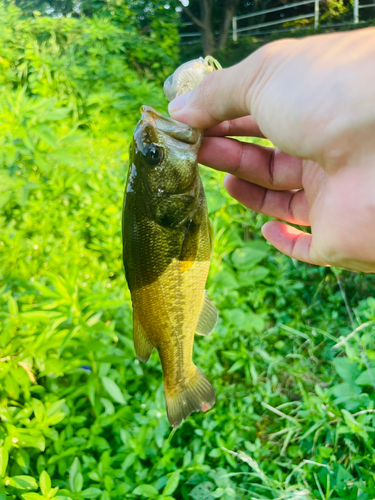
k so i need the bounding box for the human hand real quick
[168,29,375,273]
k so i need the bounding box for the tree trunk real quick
[202,25,215,55]
[180,0,215,56]
[200,0,215,55]
[217,0,240,50]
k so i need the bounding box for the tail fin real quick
[165,367,215,427]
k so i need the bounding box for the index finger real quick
[198,137,303,190]
[204,116,266,138]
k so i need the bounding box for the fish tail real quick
[165,366,215,427]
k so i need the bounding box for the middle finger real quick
[198,136,303,191]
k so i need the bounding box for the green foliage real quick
[1,2,375,500]
[0,1,177,124]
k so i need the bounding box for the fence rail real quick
[235,0,314,20]
[235,13,315,35]
[179,0,373,45]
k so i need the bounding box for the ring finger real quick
[224,174,310,226]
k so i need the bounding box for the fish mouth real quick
[140,106,201,146]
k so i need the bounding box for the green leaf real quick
[15,450,30,474]
[224,487,235,498]
[8,296,18,316]
[211,488,225,499]
[81,488,102,499]
[100,398,115,415]
[332,382,361,399]
[48,150,78,167]
[50,487,60,498]
[189,482,215,500]
[42,108,70,121]
[73,473,83,493]
[0,191,12,209]
[341,410,368,439]
[86,311,102,327]
[208,449,222,458]
[33,399,45,422]
[333,464,354,493]
[0,448,8,478]
[13,429,45,451]
[355,368,375,386]
[5,374,20,400]
[237,266,269,286]
[132,484,159,498]
[40,471,51,496]
[318,446,333,458]
[223,309,264,333]
[114,484,131,496]
[207,192,226,214]
[21,494,44,500]
[213,270,239,290]
[101,376,126,405]
[163,471,180,496]
[231,242,268,270]
[6,476,38,491]
[69,458,81,492]
[228,360,244,374]
[46,399,66,417]
[33,126,58,148]
[333,358,361,383]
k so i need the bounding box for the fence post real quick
[314,0,319,28]
[232,16,238,41]
[354,0,359,23]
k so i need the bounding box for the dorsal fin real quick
[133,311,154,362]
[196,292,218,336]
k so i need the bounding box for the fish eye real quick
[144,145,164,166]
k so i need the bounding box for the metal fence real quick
[179,0,375,45]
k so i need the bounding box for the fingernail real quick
[168,92,190,115]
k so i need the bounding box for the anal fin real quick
[196,292,218,336]
[133,311,154,362]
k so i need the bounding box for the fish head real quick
[129,106,202,197]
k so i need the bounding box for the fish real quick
[122,105,218,427]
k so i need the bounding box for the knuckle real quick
[268,148,276,186]
[258,187,268,212]
[287,191,297,219]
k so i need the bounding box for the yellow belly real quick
[132,257,210,389]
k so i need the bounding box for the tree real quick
[180,0,240,55]
[13,0,76,16]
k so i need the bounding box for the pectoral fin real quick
[196,292,218,336]
[133,311,154,362]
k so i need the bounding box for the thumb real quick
[168,48,269,129]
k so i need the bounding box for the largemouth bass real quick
[122,106,218,427]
